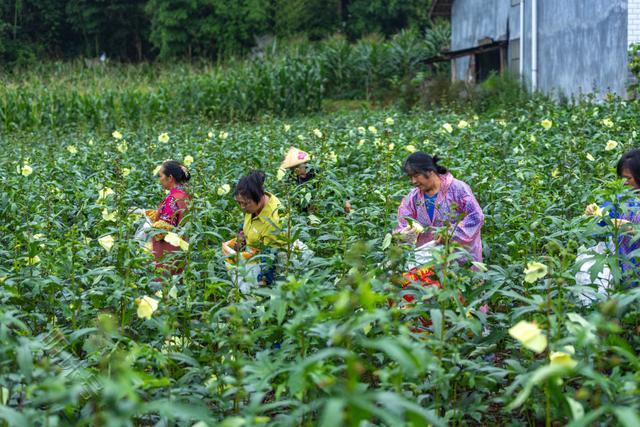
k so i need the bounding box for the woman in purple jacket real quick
[395,151,485,263]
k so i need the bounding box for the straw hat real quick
[280,146,310,169]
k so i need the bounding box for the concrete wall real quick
[451,0,511,81]
[629,0,640,45]
[536,0,628,98]
[449,0,629,98]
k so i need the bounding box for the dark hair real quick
[234,170,266,203]
[617,149,640,185]
[403,151,448,176]
[161,160,191,184]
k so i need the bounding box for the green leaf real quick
[320,399,345,427]
[0,406,29,427]
[566,396,584,420]
[613,407,640,427]
[507,364,571,410]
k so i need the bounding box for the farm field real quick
[1,98,640,426]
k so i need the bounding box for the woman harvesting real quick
[395,151,484,263]
[146,160,191,274]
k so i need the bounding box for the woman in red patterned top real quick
[146,160,191,274]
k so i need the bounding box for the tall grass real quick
[0,26,450,131]
[0,57,323,130]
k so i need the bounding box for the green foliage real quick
[344,0,432,40]
[0,0,438,64]
[627,43,640,98]
[0,59,324,130]
[0,23,453,129]
[1,84,640,424]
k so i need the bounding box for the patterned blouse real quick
[157,185,189,227]
[395,172,484,262]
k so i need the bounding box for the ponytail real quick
[162,160,191,184]
[402,151,448,176]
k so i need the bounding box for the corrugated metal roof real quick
[429,0,454,20]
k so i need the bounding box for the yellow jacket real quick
[243,192,285,249]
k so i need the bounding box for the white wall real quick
[629,0,640,45]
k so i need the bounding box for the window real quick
[474,49,502,82]
[510,38,520,74]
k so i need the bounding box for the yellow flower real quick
[584,203,603,217]
[158,132,170,143]
[601,118,614,128]
[88,139,94,146]
[508,320,548,353]
[220,131,229,140]
[98,187,115,201]
[313,128,323,138]
[385,117,395,125]
[329,151,338,162]
[276,168,286,181]
[357,139,365,147]
[442,123,453,133]
[153,165,162,176]
[102,209,117,222]
[207,131,214,138]
[183,155,194,166]
[116,141,128,153]
[284,124,291,132]
[67,145,78,154]
[550,351,578,368]
[541,119,553,130]
[122,168,131,177]
[27,255,41,265]
[457,120,469,129]
[297,134,304,141]
[524,261,548,283]
[98,235,115,251]
[368,126,378,135]
[168,285,178,299]
[155,290,163,299]
[357,126,366,135]
[605,140,618,151]
[32,233,45,240]
[497,119,507,127]
[112,130,123,140]
[217,184,231,196]
[20,164,33,176]
[164,232,189,251]
[387,143,395,151]
[136,295,159,319]
[405,144,417,153]
[586,153,595,161]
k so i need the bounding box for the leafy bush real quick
[1,95,639,424]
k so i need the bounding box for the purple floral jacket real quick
[395,172,484,262]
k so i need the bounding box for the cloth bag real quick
[574,241,613,305]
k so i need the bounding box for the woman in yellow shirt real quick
[223,170,284,288]
[234,170,285,250]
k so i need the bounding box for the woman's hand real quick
[395,226,420,244]
[236,230,246,250]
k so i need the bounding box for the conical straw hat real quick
[280,146,310,169]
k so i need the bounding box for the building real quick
[430,0,636,99]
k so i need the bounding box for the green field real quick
[1,89,640,425]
